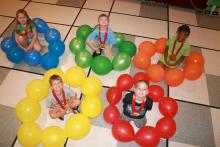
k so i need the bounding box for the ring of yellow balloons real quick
[16,66,103,147]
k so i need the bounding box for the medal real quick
[170,39,184,61]
[98,25,108,49]
[131,95,146,114]
[52,88,67,111]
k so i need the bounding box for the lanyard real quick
[98,25,108,46]
[131,96,146,113]
[171,39,184,58]
[52,89,67,110]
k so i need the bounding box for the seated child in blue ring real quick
[122,80,153,128]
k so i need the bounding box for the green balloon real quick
[91,56,112,75]
[75,50,92,68]
[69,37,86,54]
[119,41,137,57]
[114,32,125,48]
[112,52,131,71]
[76,24,93,41]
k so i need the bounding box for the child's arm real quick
[15,33,28,51]
[27,27,38,50]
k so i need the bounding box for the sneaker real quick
[92,51,101,57]
[203,9,211,15]
[58,116,64,121]
[211,11,219,16]
[72,108,80,114]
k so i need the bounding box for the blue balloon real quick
[48,40,65,57]
[1,37,17,53]
[24,50,41,66]
[41,53,59,70]
[6,47,25,63]
[33,18,49,33]
[11,31,16,43]
[45,28,61,43]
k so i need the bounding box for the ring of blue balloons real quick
[0,18,65,70]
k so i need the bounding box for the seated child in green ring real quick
[158,24,191,69]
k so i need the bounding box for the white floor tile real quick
[169,141,200,147]
[84,0,113,11]
[0,16,14,35]
[32,0,58,4]
[211,108,220,147]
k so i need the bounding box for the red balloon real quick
[147,64,165,82]
[156,117,176,139]
[112,120,135,142]
[133,52,151,69]
[116,74,133,91]
[164,68,185,87]
[103,105,120,124]
[106,86,122,105]
[133,72,149,84]
[155,38,168,54]
[135,126,160,147]
[184,63,203,80]
[185,51,205,66]
[139,41,156,57]
[148,85,164,102]
[159,97,178,117]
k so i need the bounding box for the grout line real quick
[0,19,16,38]
[64,138,68,147]
[0,66,44,76]
[11,136,17,147]
[166,139,169,147]
[30,0,81,8]
[108,0,116,17]
[46,21,72,27]
[0,14,15,19]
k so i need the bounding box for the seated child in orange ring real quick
[122,80,153,128]
[47,75,80,121]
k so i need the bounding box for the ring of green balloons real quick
[15,66,103,147]
[69,24,137,75]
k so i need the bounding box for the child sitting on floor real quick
[158,24,191,68]
[14,9,41,51]
[47,75,80,120]
[86,13,116,59]
[122,80,153,128]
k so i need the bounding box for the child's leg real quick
[104,45,113,60]
[32,38,41,51]
[17,35,28,49]
[121,113,132,122]
[67,98,80,109]
[49,106,65,119]
[133,117,147,128]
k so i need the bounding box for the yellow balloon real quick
[16,98,41,122]
[18,122,42,147]
[41,126,67,147]
[80,96,103,118]
[81,76,102,96]
[65,66,86,87]
[44,68,65,85]
[65,114,91,140]
[26,79,50,101]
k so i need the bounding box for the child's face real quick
[134,82,149,99]
[98,16,109,26]
[17,13,27,25]
[51,80,63,93]
[177,32,189,42]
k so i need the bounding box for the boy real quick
[47,75,80,120]
[122,80,153,128]
[158,24,191,68]
[86,14,116,59]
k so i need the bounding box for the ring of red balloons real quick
[103,73,178,146]
[133,38,205,87]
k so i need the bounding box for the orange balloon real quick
[184,63,203,80]
[139,41,156,57]
[185,51,205,66]
[164,68,184,87]
[155,38,168,54]
[133,52,151,69]
[147,64,165,82]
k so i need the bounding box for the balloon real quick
[119,41,137,57]
[116,74,133,91]
[112,52,131,71]
[80,96,103,118]
[76,24,93,41]
[103,105,120,124]
[112,120,135,142]
[75,50,92,68]
[45,28,61,43]
[164,68,185,87]
[133,52,151,69]
[135,126,160,147]
[69,37,86,54]
[65,66,86,87]
[81,76,102,96]
[155,38,168,54]
[114,32,125,48]
[41,53,59,70]
[48,40,65,57]
[185,51,205,66]
[147,64,165,82]
[26,79,50,101]
[156,117,176,139]
[33,18,49,33]
[159,97,178,117]
[106,86,122,105]
[148,85,164,102]
[11,31,16,43]
[133,72,149,84]
[66,114,91,140]
[16,98,41,122]
[17,123,41,147]
[1,37,17,53]
[44,68,65,85]
[139,41,156,57]
[24,50,41,66]
[184,63,203,80]
[41,126,66,147]
[6,46,25,63]
[91,56,112,75]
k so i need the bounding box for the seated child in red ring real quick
[47,75,80,120]
[122,80,153,128]
[14,9,41,51]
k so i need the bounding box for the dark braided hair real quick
[177,24,190,35]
